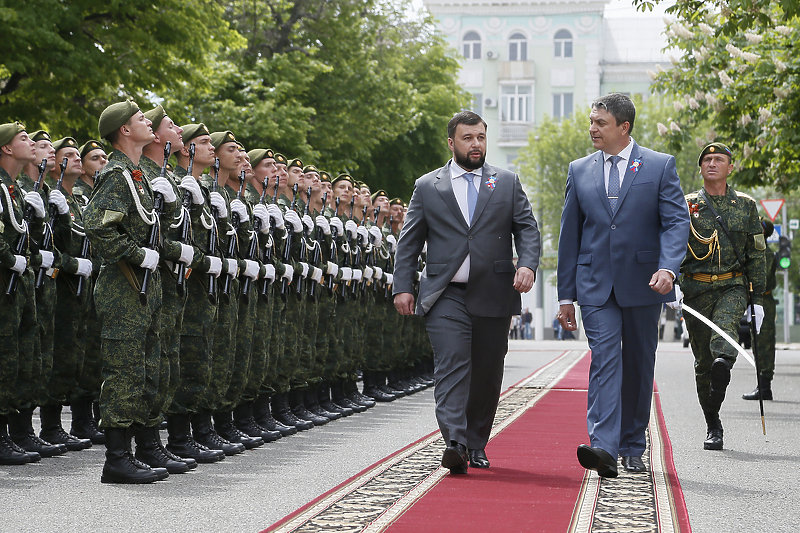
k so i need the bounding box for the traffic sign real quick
[768,224,781,243]
[790,219,799,230]
[760,199,784,221]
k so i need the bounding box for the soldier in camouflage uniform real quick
[677,143,765,451]
[743,216,777,401]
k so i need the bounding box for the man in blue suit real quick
[557,94,689,477]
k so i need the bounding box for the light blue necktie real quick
[607,155,622,212]
[463,172,478,224]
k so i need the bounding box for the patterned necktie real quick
[607,155,622,212]
[463,172,478,224]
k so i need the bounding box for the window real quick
[508,32,527,61]
[471,93,483,116]
[463,31,481,60]
[554,29,573,59]
[501,85,532,122]
[553,93,574,119]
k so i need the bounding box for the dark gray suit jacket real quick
[393,160,541,316]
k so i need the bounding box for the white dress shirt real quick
[449,160,482,283]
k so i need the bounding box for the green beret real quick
[302,165,319,174]
[181,123,210,144]
[332,173,355,187]
[98,100,140,139]
[235,141,246,152]
[356,181,369,191]
[389,197,404,207]
[287,158,303,170]
[760,216,774,238]
[274,153,287,165]
[29,130,51,143]
[319,170,332,183]
[210,131,237,150]
[370,189,389,202]
[698,142,732,166]
[248,148,275,167]
[143,104,166,132]
[0,121,26,147]
[52,137,79,154]
[79,140,106,159]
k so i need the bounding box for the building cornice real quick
[424,0,610,16]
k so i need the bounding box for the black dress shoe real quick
[468,449,490,468]
[441,441,468,474]
[577,444,618,478]
[621,456,646,472]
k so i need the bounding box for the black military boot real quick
[101,428,162,484]
[743,376,773,400]
[345,379,378,407]
[709,358,731,406]
[363,372,396,402]
[270,393,313,431]
[192,411,244,456]
[214,411,263,449]
[134,426,191,474]
[70,398,105,444]
[233,402,281,442]
[1,414,40,465]
[305,388,341,421]
[166,414,224,464]
[379,371,406,397]
[8,408,66,457]
[703,412,724,450]
[39,405,92,451]
[330,381,366,413]
[289,389,329,426]
[319,382,354,416]
[254,395,296,436]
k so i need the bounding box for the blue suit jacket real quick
[557,142,689,308]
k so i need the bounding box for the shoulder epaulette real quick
[685,192,699,200]
[735,191,756,203]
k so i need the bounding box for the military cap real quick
[235,141,246,152]
[370,189,389,202]
[98,100,140,139]
[332,173,355,187]
[389,197,404,207]
[760,216,775,238]
[181,123,210,144]
[79,140,105,159]
[248,149,274,167]
[319,170,332,183]
[29,130,51,143]
[303,165,319,175]
[357,181,369,191]
[274,153,287,165]
[52,137,79,154]
[0,122,26,147]
[143,105,167,131]
[287,158,303,170]
[698,142,732,166]
[210,131,237,150]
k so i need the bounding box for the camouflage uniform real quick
[755,243,777,380]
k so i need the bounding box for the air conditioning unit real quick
[484,98,498,108]
[486,50,498,60]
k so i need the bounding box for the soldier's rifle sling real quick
[260,176,279,300]
[296,186,313,297]
[6,159,48,297]
[139,141,171,305]
[327,197,340,296]
[175,142,195,297]
[221,170,245,301]
[279,183,299,300]
[36,157,69,290]
[309,191,327,301]
[207,158,221,304]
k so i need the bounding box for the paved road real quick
[1,340,796,532]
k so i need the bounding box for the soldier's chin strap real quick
[698,189,766,434]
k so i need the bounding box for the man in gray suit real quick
[393,111,540,475]
[557,94,689,477]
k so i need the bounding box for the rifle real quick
[207,158,220,304]
[349,197,360,298]
[279,183,299,300]
[327,197,340,297]
[241,173,268,302]
[296,186,313,298]
[6,159,48,297]
[260,175,280,300]
[360,205,377,295]
[35,157,68,290]
[174,142,195,297]
[384,215,394,300]
[139,141,171,305]
[220,170,245,301]
[309,191,327,301]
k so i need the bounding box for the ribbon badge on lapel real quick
[629,158,642,173]
[485,176,497,190]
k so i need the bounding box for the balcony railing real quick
[499,122,533,143]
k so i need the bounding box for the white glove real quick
[284,210,303,233]
[282,264,294,282]
[315,215,330,235]
[230,199,248,221]
[11,255,27,274]
[374,266,383,280]
[745,304,765,334]
[310,266,323,283]
[242,259,259,280]
[179,176,204,205]
[363,266,374,280]
[340,267,352,281]
[253,204,270,233]
[267,204,284,229]
[357,225,368,242]
[386,273,393,285]
[140,248,160,272]
[75,258,93,278]
[150,177,176,204]
[298,262,309,278]
[329,217,343,236]
[302,214,314,235]
[209,192,228,218]
[386,234,397,252]
[207,256,222,277]
[48,190,69,215]
[0,196,3,214]
[325,261,339,277]
[352,268,362,281]
[178,243,194,266]
[40,250,54,269]
[22,191,45,218]
[263,264,276,281]
[369,225,383,246]
[225,258,238,277]
[345,220,358,239]
[666,284,683,310]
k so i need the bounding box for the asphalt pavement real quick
[1,340,797,533]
